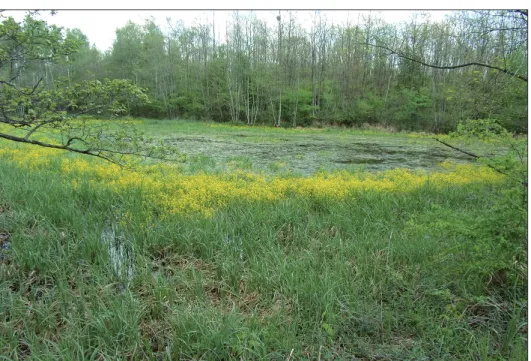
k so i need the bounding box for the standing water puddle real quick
[101,219,134,291]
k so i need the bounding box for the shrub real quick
[451,119,511,140]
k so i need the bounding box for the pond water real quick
[163,132,475,176]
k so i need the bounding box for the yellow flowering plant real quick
[0,141,505,218]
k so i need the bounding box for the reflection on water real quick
[101,218,134,292]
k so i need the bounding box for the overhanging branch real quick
[435,138,482,159]
[0,132,120,165]
[370,43,528,82]
[435,138,527,187]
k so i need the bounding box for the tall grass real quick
[0,136,526,360]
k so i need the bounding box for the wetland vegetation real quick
[0,9,528,361]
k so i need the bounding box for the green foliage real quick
[354,92,385,124]
[4,10,527,132]
[281,88,314,126]
[0,14,77,68]
[1,77,150,123]
[451,119,512,140]
[388,87,433,130]
[442,121,527,304]
[0,13,176,164]
[65,79,150,115]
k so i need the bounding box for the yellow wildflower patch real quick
[0,142,505,217]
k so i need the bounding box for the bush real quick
[450,119,511,140]
[445,120,527,297]
[129,99,166,119]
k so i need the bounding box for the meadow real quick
[0,119,527,360]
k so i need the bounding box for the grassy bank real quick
[0,123,527,360]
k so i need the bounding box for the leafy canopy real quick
[0,12,172,164]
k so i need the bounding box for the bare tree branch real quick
[435,138,481,159]
[0,131,120,164]
[369,43,528,82]
[23,119,58,140]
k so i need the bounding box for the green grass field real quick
[0,119,527,360]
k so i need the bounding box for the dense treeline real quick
[13,10,529,132]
